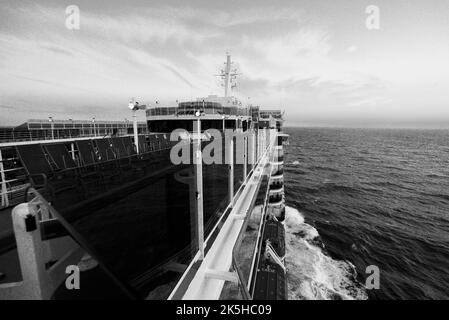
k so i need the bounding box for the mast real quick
[224,54,231,97]
[218,53,239,98]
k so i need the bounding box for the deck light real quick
[222,115,226,131]
[128,99,146,153]
[48,117,54,139]
[92,117,97,137]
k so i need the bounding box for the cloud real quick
[346,97,393,108]
[161,63,196,89]
[346,45,358,53]
[0,1,448,127]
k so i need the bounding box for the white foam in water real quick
[285,206,368,300]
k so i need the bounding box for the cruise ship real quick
[0,55,288,300]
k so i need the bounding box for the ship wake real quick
[285,206,368,300]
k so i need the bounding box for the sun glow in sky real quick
[1,0,449,128]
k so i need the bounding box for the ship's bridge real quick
[146,95,252,133]
[258,110,284,131]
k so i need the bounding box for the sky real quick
[1,0,449,128]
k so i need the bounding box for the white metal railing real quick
[232,162,271,299]
[0,129,149,144]
[0,189,84,300]
[169,128,277,300]
[146,105,251,118]
[0,133,171,209]
[0,119,149,144]
[1,128,278,300]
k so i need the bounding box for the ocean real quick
[283,127,449,300]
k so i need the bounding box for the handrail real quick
[0,129,149,144]
[0,134,174,209]
[204,130,260,246]
[231,170,270,300]
[146,104,251,117]
[230,129,277,299]
[0,191,85,299]
[168,128,276,300]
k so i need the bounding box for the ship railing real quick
[200,128,276,250]
[146,105,251,117]
[202,130,265,249]
[0,131,128,144]
[26,119,148,130]
[170,128,278,300]
[0,147,28,208]
[229,131,278,300]
[0,122,149,144]
[0,133,175,210]
[1,128,278,300]
[231,164,271,299]
[0,188,84,300]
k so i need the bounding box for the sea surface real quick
[283,127,449,300]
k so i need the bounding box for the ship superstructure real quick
[0,55,288,300]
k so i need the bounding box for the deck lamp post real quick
[222,115,226,131]
[48,117,54,140]
[68,119,73,138]
[124,118,129,135]
[128,100,146,154]
[92,117,96,137]
[194,107,205,259]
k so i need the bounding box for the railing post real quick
[262,130,264,154]
[229,137,234,207]
[132,110,139,154]
[0,148,8,207]
[194,118,204,259]
[252,132,256,167]
[243,136,247,179]
[0,201,84,300]
[263,130,266,153]
[0,203,45,299]
[70,143,76,161]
